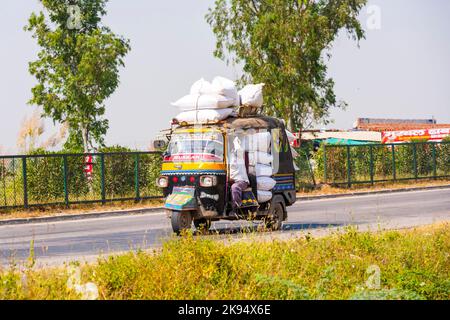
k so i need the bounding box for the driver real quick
[229,136,249,213]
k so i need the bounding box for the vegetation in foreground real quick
[0,223,449,300]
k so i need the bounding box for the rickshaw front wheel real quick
[171,210,193,234]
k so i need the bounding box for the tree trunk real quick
[287,105,294,132]
[81,125,90,153]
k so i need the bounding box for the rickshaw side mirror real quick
[153,140,167,150]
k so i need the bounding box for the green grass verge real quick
[1,223,449,300]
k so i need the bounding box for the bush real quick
[312,140,450,185]
[23,146,163,205]
[94,146,162,199]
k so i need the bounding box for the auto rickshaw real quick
[155,115,297,234]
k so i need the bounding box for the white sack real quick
[212,76,240,106]
[175,108,233,123]
[172,94,235,111]
[257,176,277,191]
[239,83,265,108]
[190,78,215,95]
[255,163,273,177]
[257,190,273,203]
[249,151,273,166]
[245,132,271,152]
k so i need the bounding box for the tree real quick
[25,0,130,152]
[206,0,366,131]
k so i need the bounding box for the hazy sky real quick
[0,0,449,153]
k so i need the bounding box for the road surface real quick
[0,188,449,267]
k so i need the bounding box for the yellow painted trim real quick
[273,173,294,177]
[174,127,223,134]
[162,162,226,171]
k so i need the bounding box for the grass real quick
[1,223,448,300]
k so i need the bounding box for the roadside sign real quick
[84,155,93,181]
[382,128,450,143]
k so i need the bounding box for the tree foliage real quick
[206,0,367,130]
[25,0,130,152]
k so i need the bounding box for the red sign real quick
[382,128,450,144]
[84,155,93,181]
[164,153,222,162]
[291,132,301,148]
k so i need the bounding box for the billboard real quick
[381,128,450,144]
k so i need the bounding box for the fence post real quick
[391,144,397,181]
[63,155,69,207]
[432,143,437,179]
[134,153,140,201]
[323,143,327,184]
[346,145,352,188]
[412,143,418,180]
[22,156,28,208]
[369,145,374,186]
[100,154,106,204]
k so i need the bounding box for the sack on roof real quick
[175,108,234,123]
[212,76,240,107]
[239,83,265,108]
[189,78,216,95]
[171,94,234,111]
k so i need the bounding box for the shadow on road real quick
[195,221,343,236]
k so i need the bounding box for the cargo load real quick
[257,176,277,191]
[171,93,234,111]
[175,108,234,123]
[172,77,267,124]
[239,83,265,108]
[257,190,273,203]
[245,131,272,152]
[248,151,273,166]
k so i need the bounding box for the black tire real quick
[265,202,284,231]
[194,218,211,233]
[171,210,193,234]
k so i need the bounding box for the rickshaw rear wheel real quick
[265,202,284,231]
[171,210,193,234]
[194,218,211,233]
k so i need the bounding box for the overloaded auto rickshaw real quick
[155,115,297,234]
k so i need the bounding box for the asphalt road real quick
[0,188,449,267]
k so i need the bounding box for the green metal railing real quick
[294,141,450,189]
[1,141,449,209]
[320,141,450,187]
[0,151,163,210]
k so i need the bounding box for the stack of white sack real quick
[172,77,239,123]
[239,83,265,108]
[244,131,276,203]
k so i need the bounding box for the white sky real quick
[0,0,449,153]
